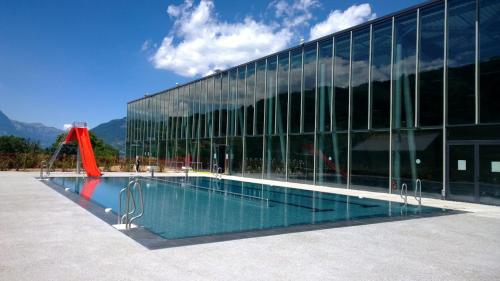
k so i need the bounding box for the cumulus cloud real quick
[152,0,292,77]
[309,3,376,40]
[151,0,376,77]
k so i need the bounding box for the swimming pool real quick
[48,176,446,241]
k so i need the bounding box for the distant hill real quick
[0,110,63,148]
[91,117,126,155]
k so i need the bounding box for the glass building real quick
[126,0,500,205]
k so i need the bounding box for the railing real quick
[400,183,408,206]
[40,161,47,178]
[213,164,222,180]
[118,177,144,229]
[414,179,422,206]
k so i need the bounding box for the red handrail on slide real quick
[65,127,102,177]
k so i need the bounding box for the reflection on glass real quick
[479,145,500,205]
[419,3,444,127]
[448,0,475,125]
[288,134,315,183]
[393,13,416,129]
[316,132,348,186]
[266,57,277,136]
[479,0,500,123]
[318,38,333,132]
[351,132,389,192]
[333,35,350,131]
[244,136,263,178]
[303,44,317,133]
[245,64,255,136]
[290,48,302,134]
[351,28,370,130]
[255,60,266,135]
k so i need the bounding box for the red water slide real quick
[65,127,102,177]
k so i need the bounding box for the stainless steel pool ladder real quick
[400,183,408,206]
[414,179,422,206]
[213,164,222,180]
[118,177,144,229]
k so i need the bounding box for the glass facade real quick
[127,0,500,205]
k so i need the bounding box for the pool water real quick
[49,176,445,240]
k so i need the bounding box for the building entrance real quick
[447,141,500,205]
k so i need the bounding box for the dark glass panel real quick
[229,137,243,175]
[316,132,348,186]
[303,44,317,133]
[245,64,256,136]
[207,77,214,138]
[479,0,500,123]
[393,12,417,129]
[264,135,286,179]
[448,144,475,200]
[244,136,263,178]
[277,53,289,136]
[213,75,221,137]
[236,67,245,136]
[199,138,211,170]
[220,72,229,136]
[199,81,206,138]
[419,3,444,127]
[392,129,442,197]
[448,0,476,124]
[318,38,333,132]
[351,29,370,130]
[288,134,315,183]
[289,48,302,134]
[333,35,350,131]
[351,132,389,192]
[255,60,266,135]
[266,57,277,135]
[228,70,237,136]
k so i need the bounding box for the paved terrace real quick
[1,171,499,280]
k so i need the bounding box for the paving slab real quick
[1,172,499,280]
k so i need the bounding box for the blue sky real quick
[0,0,423,129]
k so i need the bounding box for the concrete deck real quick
[1,172,499,280]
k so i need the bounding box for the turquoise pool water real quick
[49,176,445,240]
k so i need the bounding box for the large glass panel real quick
[371,21,392,129]
[419,3,444,127]
[289,48,302,134]
[237,67,245,136]
[277,53,289,137]
[288,134,315,183]
[266,57,277,135]
[392,129,443,197]
[448,0,476,124]
[228,70,237,136]
[264,135,286,179]
[213,75,221,137]
[245,64,256,136]
[351,28,370,130]
[333,35,350,131]
[316,132,348,186]
[317,38,333,132]
[479,0,500,123]
[351,132,389,192]
[207,77,214,138]
[303,44,317,133]
[393,12,417,129]
[244,136,263,178]
[255,60,266,135]
[220,72,229,137]
[229,137,243,175]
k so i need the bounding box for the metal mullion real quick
[313,41,319,185]
[347,31,353,189]
[368,24,373,130]
[242,65,247,175]
[415,8,420,128]
[253,62,257,136]
[331,36,335,132]
[442,0,448,199]
[389,16,395,194]
[275,55,279,135]
[300,46,305,133]
[261,59,267,179]
[475,0,480,124]
[286,50,291,181]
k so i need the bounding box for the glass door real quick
[447,144,476,202]
[478,145,500,205]
[448,143,500,205]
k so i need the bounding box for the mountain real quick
[91,117,126,155]
[0,110,64,148]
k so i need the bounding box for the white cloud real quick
[151,1,377,77]
[309,3,376,40]
[152,0,292,77]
